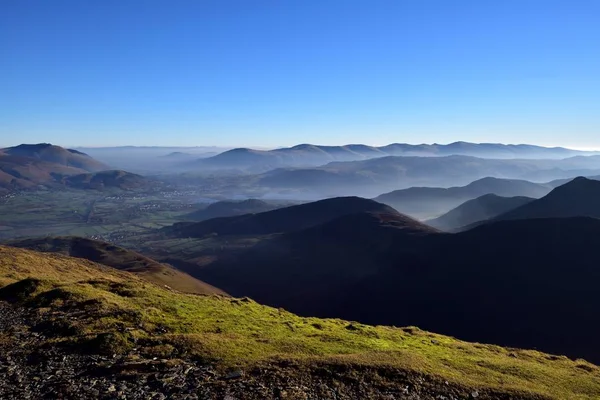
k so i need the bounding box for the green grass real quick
[1,245,600,399]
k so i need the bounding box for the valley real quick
[3,143,600,398]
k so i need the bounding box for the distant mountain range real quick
[145,180,600,363]
[198,142,597,172]
[373,177,550,219]
[253,154,600,198]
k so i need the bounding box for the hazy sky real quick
[2,0,599,148]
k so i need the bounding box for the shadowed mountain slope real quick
[426,194,534,231]
[4,237,224,295]
[167,197,400,237]
[160,204,600,363]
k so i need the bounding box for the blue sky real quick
[1,0,599,148]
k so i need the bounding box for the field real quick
[0,190,205,242]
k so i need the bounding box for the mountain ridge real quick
[167,196,399,237]
[200,141,594,171]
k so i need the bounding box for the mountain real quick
[1,245,597,399]
[0,143,110,191]
[62,170,150,190]
[373,177,550,219]
[198,142,595,171]
[165,197,400,237]
[425,194,535,231]
[0,156,86,191]
[149,195,600,363]
[256,156,591,199]
[4,237,224,295]
[494,177,600,221]
[184,199,292,221]
[1,143,109,171]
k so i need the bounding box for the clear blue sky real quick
[1,0,599,148]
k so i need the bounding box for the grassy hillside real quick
[4,237,224,295]
[0,245,599,399]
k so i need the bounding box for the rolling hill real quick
[426,194,535,231]
[373,177,550,219]
[1,245,598,399]
[167,196,399,237]
[3,236,224,295]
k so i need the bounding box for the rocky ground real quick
[0,302,544,400]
